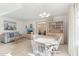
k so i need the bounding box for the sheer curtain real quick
[75,3,79,56]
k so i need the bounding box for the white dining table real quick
[34,37,58,45]
[32,37,58,56]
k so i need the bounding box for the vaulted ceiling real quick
[0,3,72,20]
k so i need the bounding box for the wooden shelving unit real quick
[47,21,64,44]
[47,21,64,33]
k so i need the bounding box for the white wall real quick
[68,5,75,55]
[0,17,26,34]
[0,17,4,33]
[68,4,78,56]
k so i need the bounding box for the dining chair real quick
[46,34,62,56]
[31,34,43,55]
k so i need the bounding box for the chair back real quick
[53,34,62,50]
[58,34,62,44]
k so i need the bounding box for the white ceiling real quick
[0,3,21,16]
[1,3,72,20]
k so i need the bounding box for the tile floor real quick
[0,39,69,56]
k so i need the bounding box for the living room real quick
[0,3,79,56]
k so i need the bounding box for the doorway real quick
[36,21,47,35]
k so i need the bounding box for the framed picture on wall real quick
[4,21,16,30]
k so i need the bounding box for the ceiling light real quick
[39,12,50,18]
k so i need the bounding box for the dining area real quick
[31,34,63,56]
